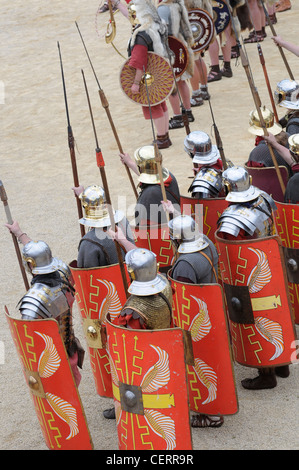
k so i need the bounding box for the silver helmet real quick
[79,185,123,228]
[125,248,167,296]
[274,79,299,110]
[184,131,220,165]
[22,240,59,275]
[168,215,208,254]
[223,166,261,203]
[189,167,224,199]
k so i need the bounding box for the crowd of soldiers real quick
[4,0,299,452]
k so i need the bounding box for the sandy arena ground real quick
[0,0,298,451]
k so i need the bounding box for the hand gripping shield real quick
[120,52,174,106]
[69,260,129,397]
[180,195,229,246]
[5,307,93,450]
[274,201,299,324]
[215,233,297,368]
[169,275,238,416]
[132,223,175,273]
[106,318,192,450]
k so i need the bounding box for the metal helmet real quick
[189,167,224,199]
[248,106,282,136]
[288,133,299,157]
[22,240,59,275]
[128,1,139,26]
[168,215,208,253]
[79,185,123,228]
[134,145,169,184]
[274,79,299,110]
[223,166,261,203]
[184,131,220,165]
[125,248,167,295]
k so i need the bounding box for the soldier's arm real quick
[263,133,296,167]
[107,225,136,252]
[5,220,31,245]
[272,35,299,57]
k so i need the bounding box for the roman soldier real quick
[105,247,193,449]
[5,221,84,387]
[168,214,238,427]
[275,79,299,135]
[216,166,297,389]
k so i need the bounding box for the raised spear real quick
[244,0,279,122]
[260,0,295,80]
[240,45,286,194]
[228,9,285,193]
[81,69,129,298]
[0,181,30,290]
[75,21,138,200]
[57,42,85,238]
[143,66,169,223]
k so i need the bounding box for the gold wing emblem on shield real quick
[193,358,217,404]
[254,316,284,360]
[35,331,80,440]
[36,332,61,378]
[247,248,272,293]
[189,296,212,341]
[97,278,123,323]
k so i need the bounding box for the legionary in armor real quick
[120,145,180,226]
[73,184,136,268]
[246,106,291,175]
[104,247,173,420]
[217,166,276,240]
[118,248,173,330]
[168,214,228,428]
[169,214,218,284]
[274,79,299,136]
[217,166,291,389]
[5,221,84,387]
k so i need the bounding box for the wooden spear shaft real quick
[75,21,138,200]
[260,0,294,80]
[81,70,129,298]
[257,43,279,123]
[57,42,85,238]
[143,67,170,223]
[240,48,286,194]
[0,181,30,290]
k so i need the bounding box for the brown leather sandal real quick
[191,414,224,428]
[207,69,222,83]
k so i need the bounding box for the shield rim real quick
[188,8,215,52]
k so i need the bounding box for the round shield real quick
[188,9,215,53]
[119,52,174,107]
[212,0,231,35]
[168,36,189,78]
